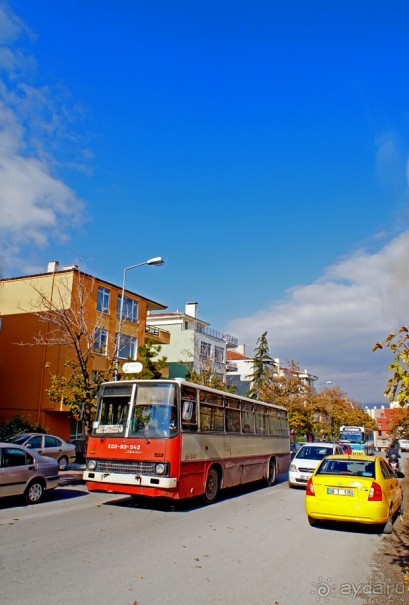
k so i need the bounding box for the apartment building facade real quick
[365,402,404,450]
[226,344,317,396]
[146,302,238,381]
[0,261,168,441]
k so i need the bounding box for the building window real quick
[116,333,137,360]
[215,346,224,363]
[200,341,211,360]
[97,287,110,313]
[94,328,108,355]
[92,370,103,383]
[117,295,138,323]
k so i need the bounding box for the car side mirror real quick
[396,471,405,479]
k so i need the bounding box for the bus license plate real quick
[327,487,354,496]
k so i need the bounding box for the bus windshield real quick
[92,384,133,437]
[92,382,178,439]
[339,431,364,444]
[130,384,177,438]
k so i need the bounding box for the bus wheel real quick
[202,467,219,504]
[266,458,277,486]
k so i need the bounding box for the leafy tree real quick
[247,331,276,399]
[373,325,409,406]
[257,361,376,441]
[313,386,377,441]
[0,414,47,440]
[257,359,318,439]
[126,342,168,379]
[47,361,111,437]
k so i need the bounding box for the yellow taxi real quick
[305,454,404,533]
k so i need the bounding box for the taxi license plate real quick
[327,487,354,496]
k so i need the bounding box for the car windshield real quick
[6,435,30,444]
[296,446,333,460]
[317,459,375,478]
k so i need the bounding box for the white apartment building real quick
[226,344,317,396]
[147,302,238,380]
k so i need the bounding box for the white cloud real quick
[227,233,409,403]
[0,2,29,45]
[0,1,86,275]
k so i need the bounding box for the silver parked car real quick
[6,433,76,470]
[0,442,59,504]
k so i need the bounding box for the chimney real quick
[236,344,246,355]
[185,302,198,318]
[47,261,59,273]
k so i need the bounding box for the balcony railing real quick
[183,322,238,346]
[145,324,171,344]
[146,325,160,337]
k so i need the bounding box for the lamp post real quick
[114,256,164,380]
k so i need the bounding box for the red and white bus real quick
[84,378,290,503]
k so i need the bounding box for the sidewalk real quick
[59,463,86,486]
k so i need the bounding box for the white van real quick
[399,439,409,452]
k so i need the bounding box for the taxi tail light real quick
[368,482,383,501]
[306,478,315,496]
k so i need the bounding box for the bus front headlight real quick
[88,459,97,471]
[155,463,167,475]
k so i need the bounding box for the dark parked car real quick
[0,442,59,504]
[6,433,76,470]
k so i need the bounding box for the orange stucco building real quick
[0,261,169,443]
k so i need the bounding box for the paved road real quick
[0,472,396,605]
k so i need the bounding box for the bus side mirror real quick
[182,401,193,420]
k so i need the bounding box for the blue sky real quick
[1,1,408,403]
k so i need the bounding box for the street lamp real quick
[114,256,165,380]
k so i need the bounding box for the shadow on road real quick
[0,487,88,509]
[51,487,89,501]
[102,472,289,513]
[308,519,388,535]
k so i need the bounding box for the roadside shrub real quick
[0,414,47,440]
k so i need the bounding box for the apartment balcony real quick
[145,324,171,345]
[226,362,238,372]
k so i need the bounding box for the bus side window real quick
[181,386,198,431]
